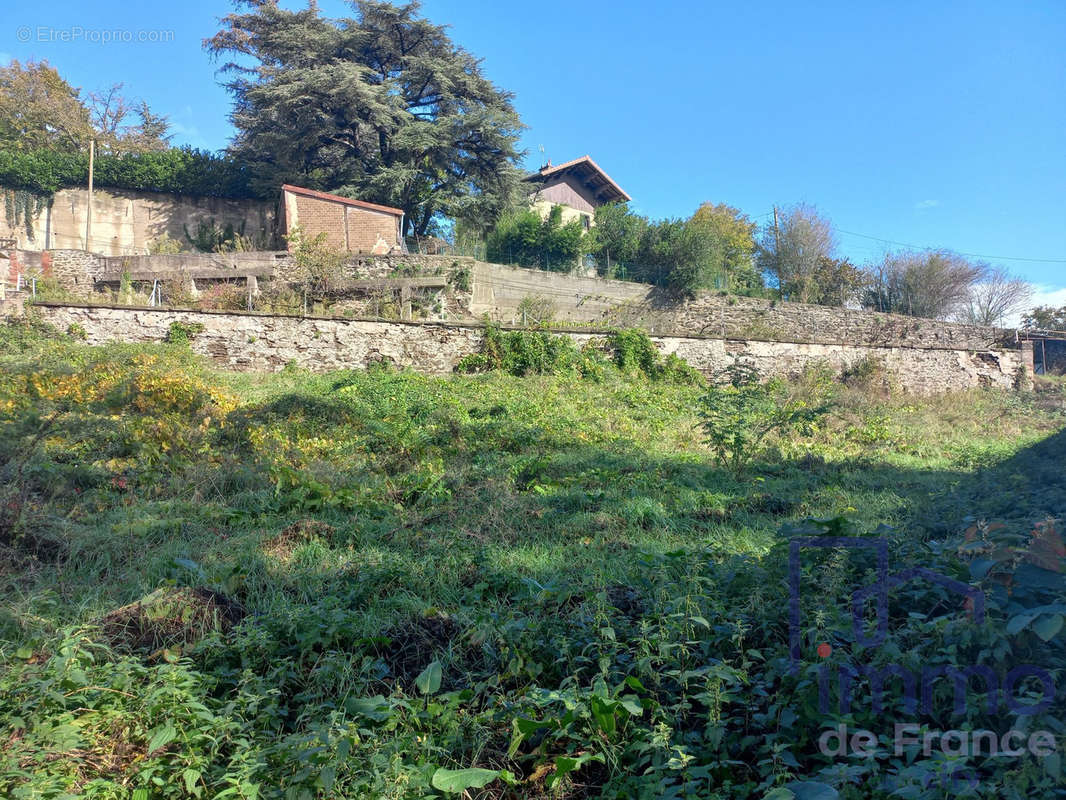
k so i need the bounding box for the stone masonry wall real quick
[351,256,1013,351]
[49,249,106,289]
[32,304,1031,395]
[29,249,1019,354]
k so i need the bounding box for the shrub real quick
[516,295,556,326]
[448,266,472,293]
[196,282,248,312]
[0,146,264,198]
[841,354,889,392]
[148,234,185,255]
[699,362,835,474]
[606,329,702,384]
[486,206,584,271]
[457,324,581,377]
[457,325,702,384]
[164,321,206,345]
[286,225,347,311]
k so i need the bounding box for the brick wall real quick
[292,194,348,250]
[345,205,401,253]
[282,186,402,254]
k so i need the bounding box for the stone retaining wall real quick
[31,249,1019,354]
[31,303,1032,395]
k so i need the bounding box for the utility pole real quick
[85,138,95,252]
[772,205,782,300]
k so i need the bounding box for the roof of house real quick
[522,155,631,204]
[282,184,404,217]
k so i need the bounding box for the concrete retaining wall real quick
[0,187,278,256]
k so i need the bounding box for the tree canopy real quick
[757,204,838,303]
[585,202,765,296]
[206,0,525,237]
[863,250,986,319]
[0,59,170,154]
[689,203,761,294]
[1022,305,1066,331]
[485,205,583,271]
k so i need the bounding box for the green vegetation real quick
[699,363,836,474]
[1,321,1064,799]
[206,1,523,235]
[456,325,701,384]
[0,147,262,199]
[486,206,585,272]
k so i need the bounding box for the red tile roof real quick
[522,155,631,203]
[282,184,404,216]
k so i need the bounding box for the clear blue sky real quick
[3,0,1064,294]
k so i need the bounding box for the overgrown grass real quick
[1,320,1064,799]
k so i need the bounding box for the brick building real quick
[281,184,404,254]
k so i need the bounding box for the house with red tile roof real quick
[522,156,630,231]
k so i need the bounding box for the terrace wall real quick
[31,303,1033,395]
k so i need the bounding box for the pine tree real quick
[207,0,524,237]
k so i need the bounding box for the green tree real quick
[690,202,763,295]
[758,203,837,303]
[0,60,169,154]
[807,255,866,307]
[643,219,725,296]
[207,0,524,237]
[588,202,647,276]
[486,206,583,271]
[0,60,92,151]
[1022,305,1066,331]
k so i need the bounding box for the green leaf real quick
[620,695,643,715]
[548,753,604,788]
[132,791,149,800]
[762,790,796,800]
[182,768,202,796]
[430,767,500,793]
[146,723,177,755]
[319,765,336,791]
[15,647,32,659]
[783,782,838,800]
[1006,613,1038,635]
[1032,613,1064,642]
[415,660,442,695]
[344,695,392,721]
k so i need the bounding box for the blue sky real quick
[2,0,1065,296]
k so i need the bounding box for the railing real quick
[0,273,35,299]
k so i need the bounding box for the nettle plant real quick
[958,517,1066,641]
[699,362,836,474]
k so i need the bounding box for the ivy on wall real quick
[2,188,50,239]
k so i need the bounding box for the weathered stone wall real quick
[48,249,105,288]
[351,256,1014,351]
[31,303,1031,394]
[21,248,1021,355]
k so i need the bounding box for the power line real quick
[832,227,1066,264]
